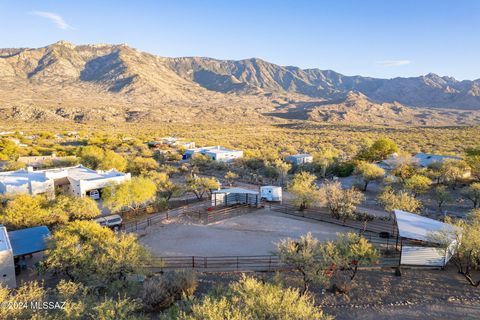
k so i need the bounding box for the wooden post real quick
[192,256,195,268]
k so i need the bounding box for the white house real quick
[0,226,16,288]
[413,153,462,168]
[285,154,313,166]
[148,138,195,149]
[0,165,131,198]
[183,146,243,163]
[394,210,457,267]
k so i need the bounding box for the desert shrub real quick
[142,270,197,312]
[179,275,332,320]
[332,161,355,177]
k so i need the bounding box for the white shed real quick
[395,210,457,267]
[211,188,260,207]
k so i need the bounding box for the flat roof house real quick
[413,153,462,168]
[183,146,243,163]
[285,154,313,166]
[0,165,131,198]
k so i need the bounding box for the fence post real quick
[269,256,272,271]
[192,256,195,268]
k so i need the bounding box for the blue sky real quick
[0,0,479,80]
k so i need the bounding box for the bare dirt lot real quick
[139,209,353,256]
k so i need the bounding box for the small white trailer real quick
[260,186,282,202]
[0,226,16,288]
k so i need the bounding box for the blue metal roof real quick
[8,226,51,257]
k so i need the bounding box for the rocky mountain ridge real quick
[0,41,479,125]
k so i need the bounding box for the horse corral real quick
[139,209,353,257]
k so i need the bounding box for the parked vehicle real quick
[94,214,123,231]
[89,189,100,200]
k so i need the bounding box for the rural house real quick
[285,154,313,166]
[183,146,243,162]
[0,165,131,198]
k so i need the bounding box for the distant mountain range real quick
[1,41,479,125]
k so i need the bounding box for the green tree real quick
[313,148,339,178]
[102,177,157,213]
[148,171,183,201]
[98,150,128,172]
[0,194,62,229]
[79,145,104,169]
[128,157,160,175]
[354,161,385,191]
[377,186,422,213]
[0,281,46,319]
[186,176,220,200]
[356,138,398,162]
[288,172,320,211]
[324,233,378,293]
[0,138,19,161]
[404,174,432,197]
[273,159,291,186]
[319,181,364,221]
[462,182,480,208]
[277,232,378,295]
[263,165,280,184]
[276,233,327,294]
[44,220,150,290]
[392,163,417,184]
[51,195,101,220]
[180,275,332,320]
[430,215,480,286]
[466,148,480,181]
[433,185,451,211]
[224,171,239,186]
[440,159,471,188]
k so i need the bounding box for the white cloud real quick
[376,60,411,67]
[29,11,73,30]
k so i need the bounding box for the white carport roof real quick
[212,188,259,195]
[394,210,456,242]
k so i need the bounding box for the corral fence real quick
[148,255,285,272]
[147,254,401,273]
[121,202,261,232]
[268,203,402,259]
[186,204,260,224]
[269,203,398,237]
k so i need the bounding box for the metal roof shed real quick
[394,210,457,267]
[8,226,51,257]
[212,188,260,207]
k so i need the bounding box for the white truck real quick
[260,186,282,202]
